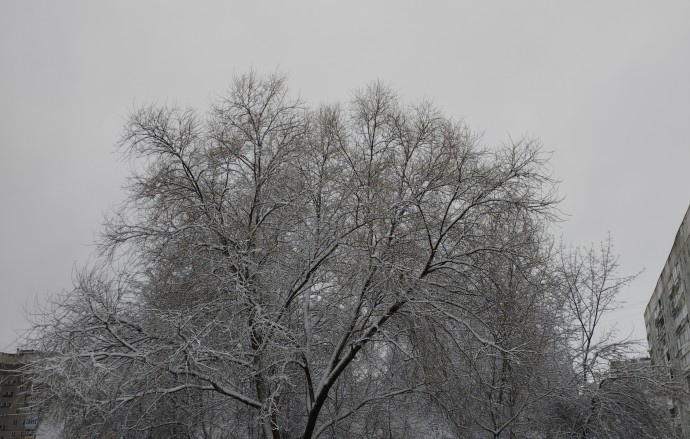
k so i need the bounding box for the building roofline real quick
[645,204,690,316]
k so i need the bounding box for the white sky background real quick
[1,1,689,352]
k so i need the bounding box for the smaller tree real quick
[560,236,637,384]
[548,237,682,438]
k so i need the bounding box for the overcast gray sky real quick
[1,1,689,352]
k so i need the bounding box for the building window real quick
[674,303,689,327]
[672,262,682,287]
[677,323,690,354]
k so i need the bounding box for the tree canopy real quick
[26,72,681,439]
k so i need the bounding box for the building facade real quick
[0,352,39,439]
[645,205,690,436]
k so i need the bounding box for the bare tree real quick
[545,238,683,438]
[26,72,560,439]
[26,72,681,439]
[560,237,638,385]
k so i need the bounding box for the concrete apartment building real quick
[0,352,39,439]
[645,205,690,436]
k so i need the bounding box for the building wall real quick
[645,205,690,436]
[0,352,39,439]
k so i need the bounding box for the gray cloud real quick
[1,0,688,351]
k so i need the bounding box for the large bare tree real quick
[27,72,563,438]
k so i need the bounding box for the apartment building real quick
[609,356,652,375]
[0,351,39,439]
[645,205,690,436]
